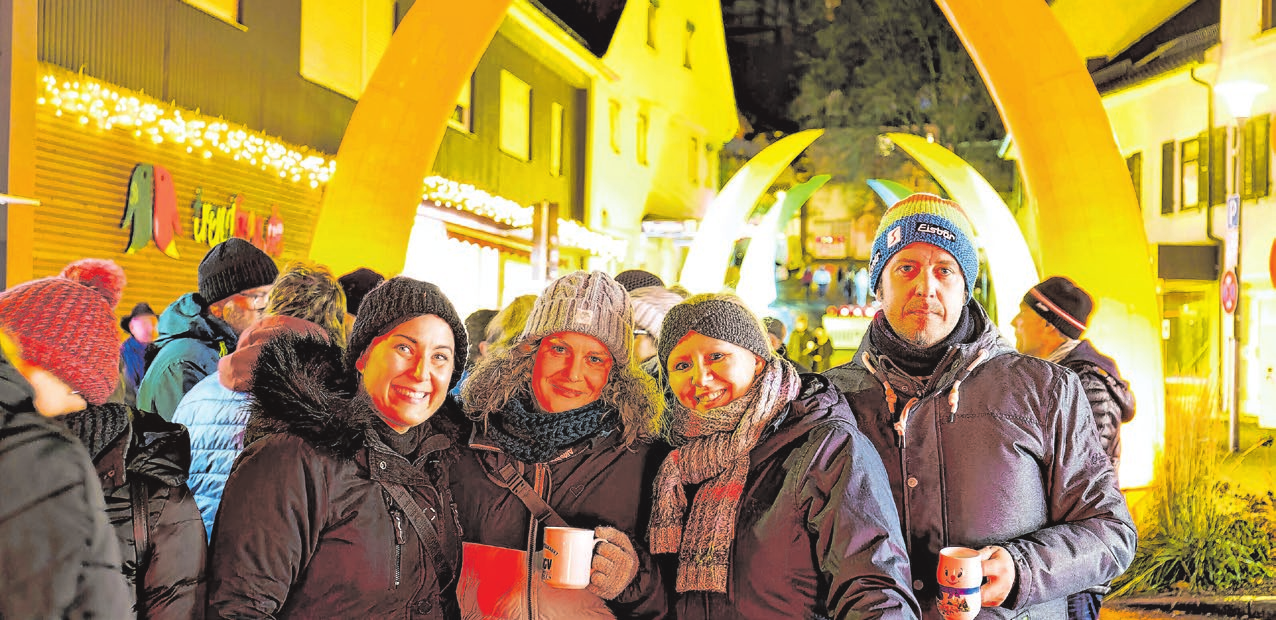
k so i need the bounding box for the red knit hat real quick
[0,259,125,405]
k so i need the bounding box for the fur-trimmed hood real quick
[244,332,465,460]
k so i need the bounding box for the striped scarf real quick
[648,356,801,592]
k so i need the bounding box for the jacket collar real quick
[153,293,237,353]
[95,409,192,491]
[748,373,842,465]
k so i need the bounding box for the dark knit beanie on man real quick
[338,267,386,316]
[658,293,774,373]
[347,276,468,387]
[198,238,280,305]
[868,193,980,297]
[1024,276,1093,340]
[0,259,125,405]
[614,269,665,292]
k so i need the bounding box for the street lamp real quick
[1214,79,1267,452]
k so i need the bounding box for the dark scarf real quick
[486,397,613,464]
[869,302,976,377]
[60,404,130,460]
[374,419,426,460]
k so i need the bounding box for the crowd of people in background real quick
[0,192,1138,620]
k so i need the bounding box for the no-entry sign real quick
[1222,270,1239,314]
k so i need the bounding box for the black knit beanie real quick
[614,269,665,292]
[347,277,468,388]
[338,267,386,316]
[658,294,774,373]
[198,238,279,304]
[1024,276,1093,340]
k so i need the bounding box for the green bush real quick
[1111,383,1276,596]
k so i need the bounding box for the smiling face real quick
[878,243,967,348]
[356,314,455,433]
[666,331,765,413]
[941,565,966,586]
[531,332,614,413]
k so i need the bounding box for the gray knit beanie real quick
[198,238,280,304]
[657,294,774,373]
[520,271,632,363]
[347,276,468,387]
[629,286,683,341]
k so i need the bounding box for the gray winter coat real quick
[824,303,1136,620]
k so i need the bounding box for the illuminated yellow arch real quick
[934,0,1163,488]
[308,0,512,277]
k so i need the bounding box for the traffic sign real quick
[1222,270,1239,314]
[1227,195,1240,230]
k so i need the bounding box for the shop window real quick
[300,0,395,99]
[609,100,622,154]
[1265,0,1276,31]
[637,112,649,166]
[647,1,659,49]
[183,0,239,24]
[499,70,532,161]
[684,21,695,69]
[1126,152,1143,209]
[450,75,473,133]
[1161,141,1175,215]
[1242,114,1271,199]
[689,136,700,184]
[550,102,564,177]
[1181,138,1200,210]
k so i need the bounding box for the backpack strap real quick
[491,462,569,528]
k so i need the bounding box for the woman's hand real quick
[587,527,639,600]
[978,545,1016,607]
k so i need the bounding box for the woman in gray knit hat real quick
[454,270,669,619]
[649,293,920,620]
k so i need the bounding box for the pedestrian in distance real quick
[120,301,158,397]
[651,293,919,619]
[825,193,1136,619]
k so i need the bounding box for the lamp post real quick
[1214,80,1267,453]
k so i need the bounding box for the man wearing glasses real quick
[138,238,278,420]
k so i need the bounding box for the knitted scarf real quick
[868,302,975,377]
[486,397,613,464]
[60,403,130,460]
[648,356,802,593]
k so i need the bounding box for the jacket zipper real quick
[391,509,405,589]
[524,463,552,620]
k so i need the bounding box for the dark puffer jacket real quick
[1058,340,1135,468]
[67,403,208,619]
[0,355,130,618]
[206,334,464,619]
[668,373,919,620]
[450,417,669,619]
[825,302,1136,619]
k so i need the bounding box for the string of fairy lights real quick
[37,66,626,259]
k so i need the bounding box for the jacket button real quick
[913,579,924,590]
[907,477,918,488]
[414,599,433,614]
[379,461,387,470]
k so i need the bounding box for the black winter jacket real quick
[206,334,464,619]
[450,415,669,619]
[1058,340,1135,467]
[73,404,207,619]
[669,373,920,620]
[0,356,131,618]
[825,302,1136,619]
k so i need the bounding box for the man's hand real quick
[587,527,639,600]
[979,546,1016,607]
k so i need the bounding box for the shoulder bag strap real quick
[130,477,151,609]
[491,462,569,528]
[378,480,457,588]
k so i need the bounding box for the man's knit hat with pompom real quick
[0,259,126,405]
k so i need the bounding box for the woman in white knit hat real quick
[454,270,668,619]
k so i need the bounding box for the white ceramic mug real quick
[542,527,605,589]
[936,546,982,620]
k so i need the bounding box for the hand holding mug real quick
[587,526,639,600]
[977,546,1016,608]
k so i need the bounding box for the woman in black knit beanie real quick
[454,270,669,619]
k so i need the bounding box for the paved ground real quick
[1103,605,1216,620]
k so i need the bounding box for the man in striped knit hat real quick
[825,193,1135,620]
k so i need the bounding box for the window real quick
[300,0,395,99]
[1126,152,1143,209]
[1160,141,1175,215]
[499,70,532,160]
[550,102,564,177]
[1242,114,1272,199]
[450,75,473,132]
[1205,127,1227,206]
[647,1,659,48]
[683,21,695,69]
[1181,138,1200,210]
[609,100,622,154]
[637,112,649,166]
[688,136,700,184]
[183,0,239,24]
[1264,0,1276,31]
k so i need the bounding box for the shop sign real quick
[191,189,284,257]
